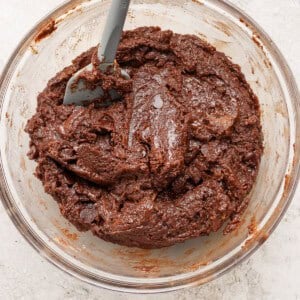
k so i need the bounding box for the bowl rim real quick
[0,0,299,293]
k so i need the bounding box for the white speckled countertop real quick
[0,1,299,299]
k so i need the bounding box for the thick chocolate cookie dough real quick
[26,27,263,248]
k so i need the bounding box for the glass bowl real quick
[0,0,299,293]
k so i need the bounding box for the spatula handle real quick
[98,0,130,70]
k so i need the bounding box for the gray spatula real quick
[63,0,131,106]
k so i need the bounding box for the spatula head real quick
[63,64,104,106]
[63,64,129,106]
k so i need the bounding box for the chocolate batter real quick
[26,27,263,248]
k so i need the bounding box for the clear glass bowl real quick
[0,0,299,293]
